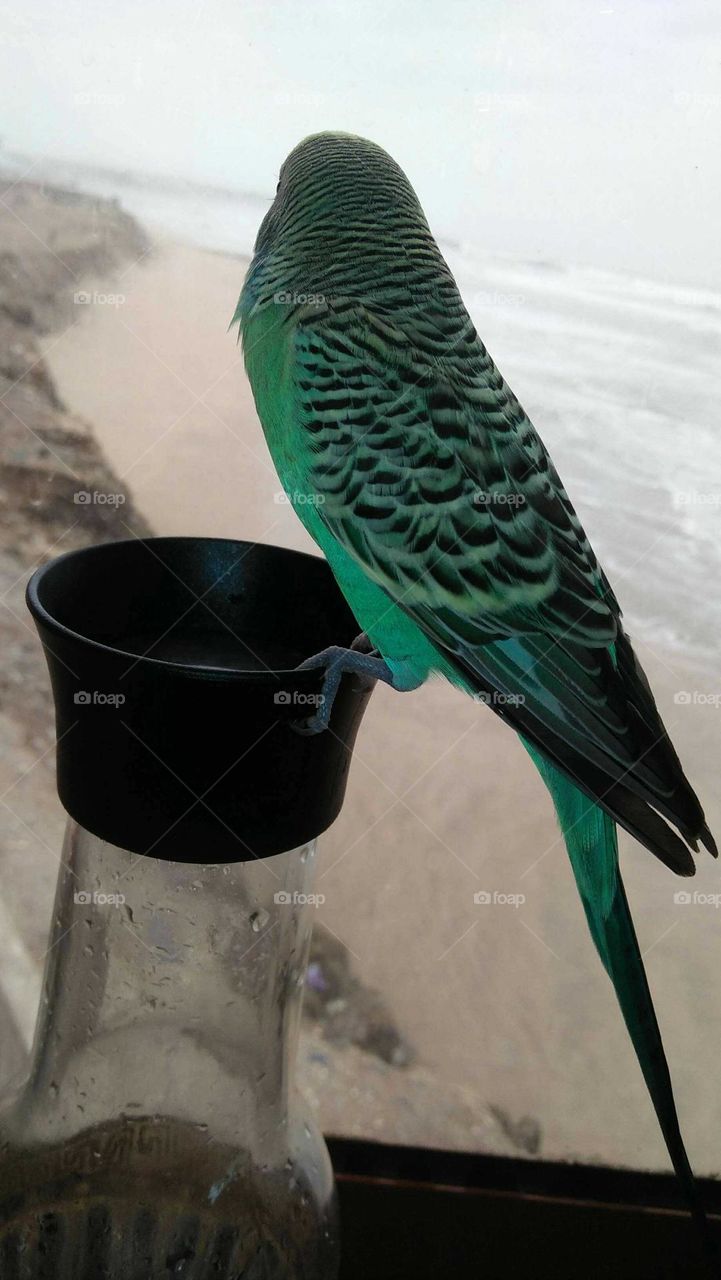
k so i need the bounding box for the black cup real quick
[27,537,372,862]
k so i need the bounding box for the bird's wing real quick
[291,300,712,871]
[293,297,617,646]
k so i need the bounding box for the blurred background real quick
[1,0,720,1173]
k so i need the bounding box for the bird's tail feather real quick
[524,742,712,1246]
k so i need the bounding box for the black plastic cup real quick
[26,537,372,862]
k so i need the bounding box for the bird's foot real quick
[292,634,395,735]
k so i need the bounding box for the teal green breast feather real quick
[240,293,444,690]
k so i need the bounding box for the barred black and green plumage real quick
[235,132,717,1241]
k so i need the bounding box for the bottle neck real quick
[17,821,319,1150]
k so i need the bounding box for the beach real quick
[39,224,721,1173]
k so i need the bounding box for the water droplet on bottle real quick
[250,908,269,933]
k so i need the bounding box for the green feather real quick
[236,132,716,1232]
[526,744,714,1256]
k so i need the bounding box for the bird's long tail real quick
[524,743,711,1241]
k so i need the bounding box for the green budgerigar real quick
[235,133,716,1233]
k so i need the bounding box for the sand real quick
[41,234,721,1175]
[0,177,154,1072]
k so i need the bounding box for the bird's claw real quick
[290,640,393,735]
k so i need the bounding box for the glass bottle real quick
[0,536,373,1279]
[0,825,335,1278]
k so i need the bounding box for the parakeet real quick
[235,132,716,1234]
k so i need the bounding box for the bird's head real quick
[253,131,425,256]
[234,132,441,332]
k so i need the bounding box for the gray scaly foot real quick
[292,635,397,735]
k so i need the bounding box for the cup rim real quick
[26,535,334,682]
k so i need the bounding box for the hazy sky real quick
[2,0,719,286]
